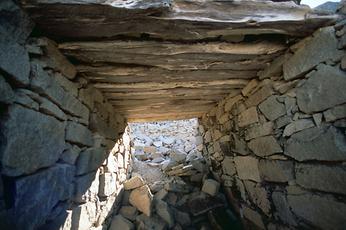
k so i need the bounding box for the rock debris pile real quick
[108,119,241,229]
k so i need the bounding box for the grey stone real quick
[60,144,81,165]
[243,180,271,215]
[54,72,78,97]
[156,200,175,228]
[109,215,134,230]
[258,53,292,79]
[296,64,346,113]
[323,103,346,122]
[245,121,274,140]
[99,172,117,197]
[284,26,343,80]
[312,113,322,126]
[287,193,346,230]
[258,95,286,121]
[39,97,67,121]
[296,164,346,195]
[283,119,315,137]
[65,121,94,147]
[248,136,282,157]
[238,107,259,127]
[285,126,346,161]
[30,63,89,122]
[202,179,220,196]
[136,214,167,230]
[272,191,297,226]
[0,75,14,103]
[89,113,117,140]
[119,206,138,221]
[275,116,293,129]
[242,205,265,229]
[76,147,106,175]
[245,84,273,107]
[74,171,99,203]
[0,39,30,85]
[13,89,40,110]
[11,164,74,230]
[222,156,236,176]
[234,156,261,182]
[174,210,191,227]
[0,105,65,176]
[259,160,294,182]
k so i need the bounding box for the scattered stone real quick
[248,136,282,157]
[296,64,346,113]
[285,126,346,161]
[283,26,343,80]
[76,147,106,175]
[238,107,259,127]
[283,119,314,137]
[109,215,134,230]
[0,105,65,176]
[259,160,294,182]
[258,95,286,121]
[119,206,138,221]
[202,179,220,196]
[234,156,261,182]
[287,193,346,230]
[156,200,175,227]
[124,176,145,190]
[296,164,346,195]
[323,103,346,122]
[129,185,153,216]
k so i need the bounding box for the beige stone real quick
[202,179,220,196]
[238,107,259,127]
[248,136,282,157]
[242,79,259,96]
[129,185,153,216]
[234,156,261,182]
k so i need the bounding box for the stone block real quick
[124,176,145,190]
[89,113,117,140]
[60,144,81,165]
[297,64,346,113]
[109,215,134,230]
[248,136,282,157]
[224,95,243,112]
[119,206,138,221]
[76,147,106,175]
[287,193,346,230]
[0,75,14,103]
[202,179,220,196]
[238,107,259,127]
[65,121,94,147]
[74,171,99,203]
[230,133,248,155]
[285,126,346,161]
[259,160,294,182]
[258,95,286,121]
[242,205,265,229]
[11,164,74,230]
[245,84,273,107]
[136,214,167,230]
[71,202,98,230]
[99,172,117,197]
[296,164,346,195]
[222,157,236,176]
[129,185,153,216]
[258,53,291,79]
[0,105,65,176]
[271,191,297,226]
[156,200,175,228]
[174,210,191,227]
[234,156,261,182]
[245,121,274,140]
[39,97,66,120]
[241,79,259,96]
[284,27,343,80]
[243,180,270,215]
[323,103,346,122]
[283,119,315,137]
[54,72,78,97]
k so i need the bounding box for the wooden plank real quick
[21,0,338,40]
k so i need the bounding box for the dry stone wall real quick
[200,24,346,230]
[0,3,130,229]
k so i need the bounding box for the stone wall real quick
[0,2,130,229]
[199,24,346,229]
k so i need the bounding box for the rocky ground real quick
[108,119,241,229]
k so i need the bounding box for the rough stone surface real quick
[258,95,286,121]
[283,119,315,137]
[11,164,74,230]
[284,27,343,80]
[39,97,66,120]
[245,122,273,140]
[259,160,294,182]
[296,164,346,195]
[0,105,65,176]
[119,206,138,221]
[272,191,297,226]
[243,180,271,215]
[245,84,273,107]
[0,75,15,103]
[248,136,282,157]
[222,156,236,176]
[285,126,346,161]
[258,53,291,79]
[74,171,99,203]
[287,193,346,230]
[230,133,249,155]
[238,107,259,127]
[129,185,153,216]
[156,200,174,227]
[76,147,106,175]
[323,103,346,122]
[65,121,94,147]
[124,176,145,190]
[297,64,346,113]
[202,179,220,196]
[109,215,134,230]
[242,205,265,229]
[60,144,81,165]
[99,172,117,197]
[234,156,261,182]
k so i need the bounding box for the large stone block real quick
[234,156,261,182]
[323,103,346,122]
[296,164,346,195]
[287,193,346,230]
[296,64,346,113]
[65,121,94,147]
[238,107,259,128]
[129,185,153,216]
[0,105,65,176]
[76,147,107,175]
[258,95,286,121]
[282,119,314,137]
[248,136,282,157]
[222,156,236,176]
[285,126,346,161]
[245,121,274,141]
[0,74,14,104]
[271,191,297,226]
[259,160,294,182]
[284,26,343,80]
[10,164,74,230]
[243,180,270,215]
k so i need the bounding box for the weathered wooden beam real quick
[21,0,338,40]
